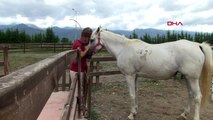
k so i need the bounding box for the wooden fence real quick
[0,43,72,53]
[0,50,84,120]
[0,45,9,77]
[212,81,213,101]
[86,56,122,119]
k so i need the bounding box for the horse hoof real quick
[128,114,134,120]
[176,114,187,120]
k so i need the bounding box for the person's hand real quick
[85,45,89,52]
[80,45,90,57]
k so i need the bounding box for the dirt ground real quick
[91,75,213,120]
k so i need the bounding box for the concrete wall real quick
[0,50,77,120]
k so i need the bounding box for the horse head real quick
[89,26,104,53]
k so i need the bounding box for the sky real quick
[0,0,213,32]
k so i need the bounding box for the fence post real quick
[23,42,26,53]
[77,49,82,118]
[211,78,213,101]
[95,61,100,85]
[54,43,56,53]
[3,46,9,75]
[87,60,94,119]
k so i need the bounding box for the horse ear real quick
[96,26,101,34]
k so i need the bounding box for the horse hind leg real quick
[125,74,137,120]
[180,77,201,120]
[178,78,193,120]
[190,79,202,120]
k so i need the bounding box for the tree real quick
[143,33,151,43]
[209,33,213,45]
[132,30,138,39]
[45,27,54,43]
[45,27,58,43]
[61,37,69,43]
[170,30,177,41]
[166,30,171,42]
[0,30,6,43]
[180,31,185,39]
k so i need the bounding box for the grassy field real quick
[0,51,60,75]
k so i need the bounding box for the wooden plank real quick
[0,43,71,53]
[137,74,144,78]
[87,75,92,119]
[89,71,122,76]
[70,95,78,120]
[0,62,4,66]
[0,50,77,120]
[89,70,144,78]
[87,61,94,119]
[61,77,78,120]
[69,82,78,120]
[91,56,116,62]
[96,61,100,85]
[77,50,82,118]
[3,46,9,75]
[61,50,82,120]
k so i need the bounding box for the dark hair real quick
[81,27,93,37]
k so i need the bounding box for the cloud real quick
[0,0,213,32]
[0,0,57,19]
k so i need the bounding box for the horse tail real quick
[199,42,212,107]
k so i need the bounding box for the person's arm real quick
[73,41,89,58]
[80,45,89,57]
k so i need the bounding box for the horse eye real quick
[90,39,95,42]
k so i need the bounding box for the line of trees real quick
[0,27,64,43]
[1,28,213,44]
[129,30,213,44]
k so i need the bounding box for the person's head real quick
[81,27,93,46]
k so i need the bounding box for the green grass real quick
[89,107,100,120]
[0,51,59,74]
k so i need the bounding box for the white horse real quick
[89,27,213,120]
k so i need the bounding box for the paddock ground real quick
[91,74,213,120]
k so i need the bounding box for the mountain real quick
[0,24,82,40]
[0,23,43,35]
[135,28,166,37]
[13,24,44,35]
[112,28,167,38]
[52,26,81,40]
[0,23,196,41]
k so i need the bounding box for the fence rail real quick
[0,43,72,53]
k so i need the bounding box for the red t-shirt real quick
[70,39,88,72]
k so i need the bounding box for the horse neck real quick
[101,31,129,57]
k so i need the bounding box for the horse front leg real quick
[125,74,137,120]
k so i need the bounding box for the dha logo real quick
[167,21,183,26]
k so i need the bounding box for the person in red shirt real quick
[70,27,93,83]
